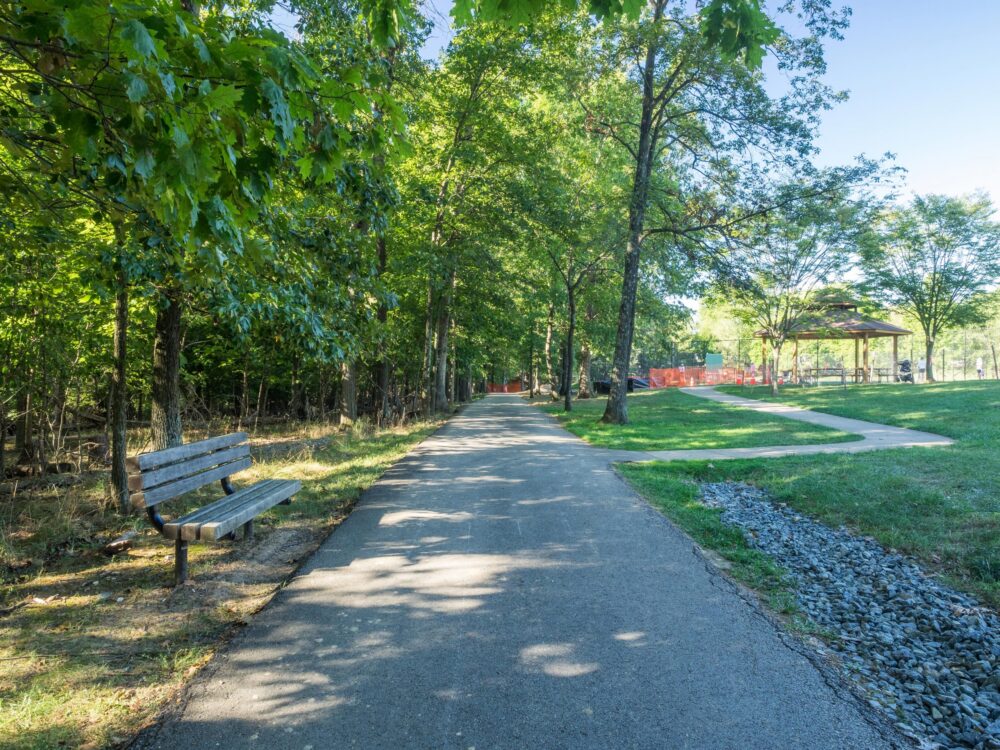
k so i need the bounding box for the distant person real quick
[918,358,926,382]
[977,356,985,380]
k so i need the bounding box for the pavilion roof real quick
[756,307,912,340]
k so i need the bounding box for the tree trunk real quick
[544,303,558,400]
[449,321,458,402]
[770,341,783,396]
[340,360,357,426]
[433,270,456,412]
[420,277,435,414]
[376,234,391,425]
[527,336,534,398]
[110,247,130,515]
[925,336,936,382]
[151,289,183,450]
[601,5,662,425]
[238,357,251,429]
[433,309,451,411]
[14,389,33,464]
[578,343,592,399]
[253,365,269,434]
[290,356,302,418]
[563,289,576,412]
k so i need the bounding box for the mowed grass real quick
[630,382,1000,610]
[0,418,440,750]
[543,388,858,451]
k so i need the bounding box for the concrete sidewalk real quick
[628,386,954,463]
[136,395,903,750]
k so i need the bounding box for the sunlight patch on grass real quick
[543,389,857,451]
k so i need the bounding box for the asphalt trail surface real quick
[136,395,903,749]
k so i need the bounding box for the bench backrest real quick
[127,433,251,509]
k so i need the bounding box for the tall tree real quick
[862,194,1000,381]
[718,182,874,395]
[573,0,848,423]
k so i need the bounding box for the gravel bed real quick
[700,482,1000,750]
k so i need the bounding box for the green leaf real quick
[134,150,155,179]
[125,73,149,102]
[260,79,294,144]
[120,19,157,60]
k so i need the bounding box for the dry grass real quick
[0,417,442,750]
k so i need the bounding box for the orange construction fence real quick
[647,367,772,388]
[487,379,522,393]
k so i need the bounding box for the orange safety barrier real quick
[487,379,522,393]
[647,367,771,388]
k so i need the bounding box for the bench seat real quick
[163,478,301,541]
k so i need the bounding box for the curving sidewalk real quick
[626,386,954,463]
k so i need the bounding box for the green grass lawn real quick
[542,388,858,451]
[623,381,1000,610]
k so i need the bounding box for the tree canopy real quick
[4,0,980,501]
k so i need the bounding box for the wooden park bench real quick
[127,432,300,585]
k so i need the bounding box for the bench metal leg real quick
[243,519,254,541]
[174,539,189,586]
[279,496,293,506]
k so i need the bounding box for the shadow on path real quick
[134,395,906,750]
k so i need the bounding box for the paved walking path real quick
[629,386,953,462]
[137,395,903,750]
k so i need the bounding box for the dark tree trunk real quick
[563,289,576,412]
[14,389,33,464]
[601,4,663,425]
[376,235,391,425]
[110,250,130,515]
[433,308,451,411]
[151,289,183,450]
[925,337,936,382]
[340,360,357,426]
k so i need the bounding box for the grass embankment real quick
[543,388,858,451]
[628,382,1000,610]
[0,418,440,750]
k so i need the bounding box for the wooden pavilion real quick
[757,299,912,384]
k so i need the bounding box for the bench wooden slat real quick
[197,480,300,541]
[163,479,299,541]
[126,432,248,472]
[127,444,250,491]
[162,479,284,540]
[130,457,252,509]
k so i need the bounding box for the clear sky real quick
[416,0,1000,204]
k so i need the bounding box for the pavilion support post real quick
[854,338,860,384]
[792,338,799,384]
[863,334,870,383]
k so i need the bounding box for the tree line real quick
[5,0,993,512]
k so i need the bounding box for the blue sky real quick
[417,0,1000,204]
